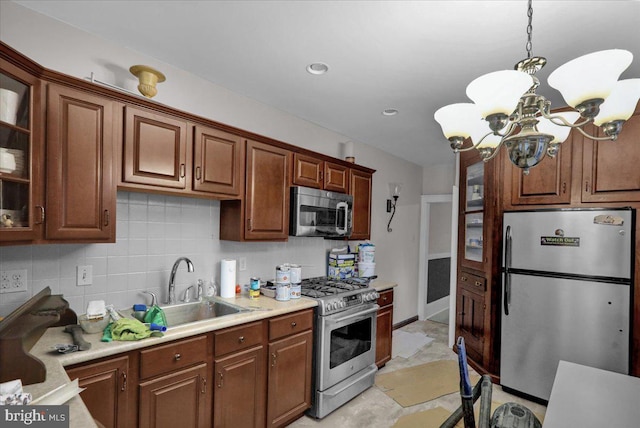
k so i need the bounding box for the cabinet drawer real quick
[268,309,313,341]
[458,272,486,293]
[215,321,263,357]
[376,290,394,307]
[139,335,207,380]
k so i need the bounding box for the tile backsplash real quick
[0,191,335,317]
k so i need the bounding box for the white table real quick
[543,360,640,428]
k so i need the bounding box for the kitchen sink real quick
[162,299,249,327]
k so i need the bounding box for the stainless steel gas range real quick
[301,277,380,419]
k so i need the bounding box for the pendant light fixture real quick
[434,0,640,174]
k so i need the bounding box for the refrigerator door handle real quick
[504,225,512,316]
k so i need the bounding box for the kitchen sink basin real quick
[162,299,249,327]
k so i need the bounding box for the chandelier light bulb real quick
[548,49,633,109]
[594,79,640,126]
[466,70,533,119]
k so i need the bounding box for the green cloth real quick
[101,322,113,342]
[143,305,167,327]
[110,318,163,341]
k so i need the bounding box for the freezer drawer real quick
[503,209,632,279]
[500,274,629,401]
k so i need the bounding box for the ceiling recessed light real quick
[306,62,329,75]
[382,108,399,116]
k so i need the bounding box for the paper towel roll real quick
[220,259,236,298]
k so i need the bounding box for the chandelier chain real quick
[526,0,533,58]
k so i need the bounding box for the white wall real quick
[0,1,424,323]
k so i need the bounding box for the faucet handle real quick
[142,291,158,307]
[196,279,204,302]
[182,286,194,303]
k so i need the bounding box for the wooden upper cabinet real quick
[292,153,349,193]
[324,161,348,193]
[193,125,242,196]
[0,55,43,243]
[292,152,322,189]
[582,104,640,202]
[122,105,188,189]
[46,83,116,241]
[505,133,573,206]
[245,140,290,240]
[349,169,372,240]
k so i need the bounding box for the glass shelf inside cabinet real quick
[465,212,483,262]
[466,161,484,211]
[1,71,31,231]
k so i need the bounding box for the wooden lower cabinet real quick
[265,309,313,427]
[65,355,130,428]
[213,346,265,428]
[375,289,394,368]
[267,330,313,427]
[455,271,486,365]
[138,363,209,428]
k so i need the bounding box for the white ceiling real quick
[14,0,640,167]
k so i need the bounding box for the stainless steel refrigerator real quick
[501,208,634,401]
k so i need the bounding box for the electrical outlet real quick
[239,257,247,272]
[77,265,93,286]
[0,269,28,293]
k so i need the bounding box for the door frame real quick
[418,193,453,323]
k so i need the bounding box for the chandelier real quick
[434,0,640,173]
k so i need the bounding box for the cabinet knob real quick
[461,276,467,282]
[35,206,45,224]
[238,336,245,343]
[104,209,110,226]
[291,322,297,328]
[179,163,186,178]
[475,281,482,287]
[382,296,387,301]
[121,371,127,392]
[195,166,202,181]
[201,377,207,394]
[271,352,277,367]
[174,353,181,361]
[217,372,223,388]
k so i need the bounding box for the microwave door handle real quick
[337,201,349,234]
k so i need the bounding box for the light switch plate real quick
[77,265,93,286]
[239,257,247,271]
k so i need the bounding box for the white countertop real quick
[22,295,317,428]
[542,360,640,428]
[369,279,397,292]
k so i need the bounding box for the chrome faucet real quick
[167,257,194,305]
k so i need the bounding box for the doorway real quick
[418,194,454,325]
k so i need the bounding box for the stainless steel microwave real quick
[289,186,352,238]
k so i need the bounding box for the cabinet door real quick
[292,152,322,189]
[375,304,393,368]
[324,161,348,193]
[122,105,188,189]
[139,363,209,428]
[193,125,242,196]
[46,84,115,240]
[214,346,265,428]
[350,169,372,240]
[507,135,573,205]
[66,355,129,428]
[456,283,485,364]
[267,330,313,428]
[245,140,290,240]
[459,150,486,271]
[0,57,43,242]
[582,106,640,202]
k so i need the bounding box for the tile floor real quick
[289,319,546,427]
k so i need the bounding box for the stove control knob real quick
[338,301,346,309]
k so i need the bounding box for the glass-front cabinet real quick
[0,57,41,242]
[463,160,484,265]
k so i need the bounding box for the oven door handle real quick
[330,305,379,324]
